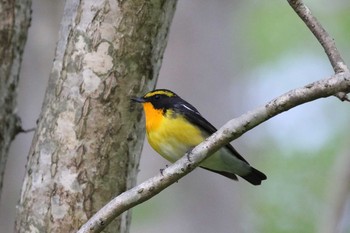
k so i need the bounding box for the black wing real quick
[173,100,249,164]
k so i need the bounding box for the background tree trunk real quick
[15,0,177,232]
[0,0,31,199]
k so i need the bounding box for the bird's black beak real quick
[131,96,145,103]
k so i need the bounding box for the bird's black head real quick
[131,89,180,110]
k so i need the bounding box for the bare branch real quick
[78,72,350,233]
[76,2,350,232]
[287,1,350,229]
[334,92,350,102]
[287,0,349,73]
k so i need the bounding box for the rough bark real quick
[78,71,350,233]
[0,0,32,199]
[15,0,177,232]
[78,1,350,232]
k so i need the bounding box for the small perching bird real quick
[132,89,267,185]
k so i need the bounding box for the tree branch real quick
[78,1,350,232]
[287,0,349,74]
[78,72,350,233]
[287,0,350,230]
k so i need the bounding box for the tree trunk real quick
[15,0,177,232]
[0,0,31,199]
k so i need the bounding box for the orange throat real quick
[142,102,164,132]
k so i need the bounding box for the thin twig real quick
[288,0,350,231]
[287,0,349,74]
[77,72,350,233]
[11,115,35,140]
[17,127,36,133]
[334,92,350,102]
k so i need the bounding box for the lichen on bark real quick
[15,0,177,232]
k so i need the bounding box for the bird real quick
[131,89,267,185]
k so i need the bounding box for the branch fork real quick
[78,1,350,232]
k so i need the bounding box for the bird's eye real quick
[154,95,160,100]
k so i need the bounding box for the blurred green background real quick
[1,1,349,233]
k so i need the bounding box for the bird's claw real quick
[186,151,192,162]
[160,165,169,176]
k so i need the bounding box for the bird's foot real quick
[186,151,192,162]
[160,164,169,176]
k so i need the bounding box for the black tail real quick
[241,167,267,185]
[201,166,267,185]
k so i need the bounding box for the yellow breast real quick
[142,104,204,162]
